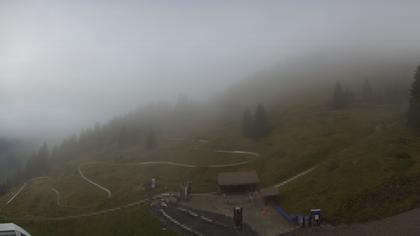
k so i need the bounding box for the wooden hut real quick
[217,171,260,193]
[260,186,279,204]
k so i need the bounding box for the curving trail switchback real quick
[77,149,259,199]
[1,146,317,222]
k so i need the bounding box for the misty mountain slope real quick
[0,77,416,236]
[2,103,409,212]
[217,53,415,111]
[280,119,420,223]
[3,1,420,235]
[0,138,37,183]
[0,142,258,235]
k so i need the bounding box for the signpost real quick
[151,178,156,189]
[233,207,243,231]
[310,209,321,226]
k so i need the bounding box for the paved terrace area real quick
[181,193,297,236]
[152,202,258,236]
[288,207,420,236]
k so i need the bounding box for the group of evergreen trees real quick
[362,79,374,102]
[145,129,157,149]
[241,104,270,139]
[15,143,50,183]
[382,82,407,104]
[8,127,159,189]
[0,181,11,196]
[362,79,406,104]
[350,64,420,134]
[331,83,355,109]
[332,78,407,109]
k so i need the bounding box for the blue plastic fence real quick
[272,204,294,223]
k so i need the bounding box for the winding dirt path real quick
[1,198,149,221]
[0,149,259,221]
[49,186,98,209]
[50,187,61,206]
[5,183,27,205]
[4,177,50,206]
[214,150,260,157]
[77,149,259,199]
[275,165,318,188]
[1,149,317,222]
[78,167,112,198]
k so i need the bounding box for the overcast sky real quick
[1,0,420,142]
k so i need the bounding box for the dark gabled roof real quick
[217,171,260,186]
[260,186,279,198]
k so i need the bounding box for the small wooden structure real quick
[260,186,279,205]
[217,171,260,193]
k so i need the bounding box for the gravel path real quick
[78,166,112,198]
[49,186,97,209]
[275,166,318,188]
[214,150,260,157]
[4,177,49,206]
[5,183,27,205]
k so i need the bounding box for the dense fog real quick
[1,0,420,142]
[2,3,420,235]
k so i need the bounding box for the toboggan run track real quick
[1,149,316,221]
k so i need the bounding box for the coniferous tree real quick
[344,88,355,104]
[362,79,373,102]
[253,104,270,139]
[385,81,406,104]
[332,82,353,109]
[241,109,254,138]
[145,129,157,149]
[37,143,49,175]
[407,65,420,132]
[117,126,130,147]
[21,143,50,180]
[332,82,346,109]
[0,182,8,196]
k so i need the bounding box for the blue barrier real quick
[272,204,294,223]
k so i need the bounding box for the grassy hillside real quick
[0,205,178,236]
[280,117,420,223]
[1,81,418,235]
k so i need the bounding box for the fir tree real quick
[37,143,49,176]
[241,109,253,138]
[332,82,353,109]
[145,129,157,149]
[22,143,50,179]
[253,104,270,139]
[407,65,420,132]
[344,88,355,104]
[362,79,373,102]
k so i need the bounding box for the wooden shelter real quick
[217,171,260,193]
[260,186,279,204]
